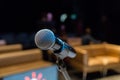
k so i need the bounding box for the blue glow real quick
[60,13,68,22]
[3,65,58,80]
[70,14,77,20]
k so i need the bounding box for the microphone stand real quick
[56,57,71,80]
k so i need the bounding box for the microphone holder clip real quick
[56,57,72,80]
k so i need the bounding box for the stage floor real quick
[59,69,120,80]
[95,75,120,80]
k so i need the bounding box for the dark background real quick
[0,0,120,44]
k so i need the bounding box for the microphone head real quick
[35,29,56,50]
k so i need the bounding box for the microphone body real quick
[35,29,76,59]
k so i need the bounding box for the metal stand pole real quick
[56,57,72,80]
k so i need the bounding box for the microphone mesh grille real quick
[35,29,55,50]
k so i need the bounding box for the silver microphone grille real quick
[34,29,56,50]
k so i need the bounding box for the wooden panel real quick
[71,47,88,65]
[0,48,42,67]
[67,37,82,46]
[105,44,120,56]
[0,44,22,53]
[74,44,106,57]
[70,43,120,72]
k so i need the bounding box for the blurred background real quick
[0,0,120,44]
[1,0,120,80]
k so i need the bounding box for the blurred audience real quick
[0,40,6,46]
[81,27,101,45]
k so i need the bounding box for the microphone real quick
[34,29,76,59]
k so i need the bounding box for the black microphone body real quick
[35,29,76,59]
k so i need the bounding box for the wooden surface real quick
[69,43,120,80]
[67,37,82,46]
[0,48,42,67]
[0,60,53,78]
[0,44,22,53]
[0,48,54,78]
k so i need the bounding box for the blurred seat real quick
[0,48,54,78]
[0,44,22,53]
[0,48,42,67]
[67,37,82,46]
[69,43,120,80]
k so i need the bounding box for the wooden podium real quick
[0,48,58,80]
[0,44,22,53]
